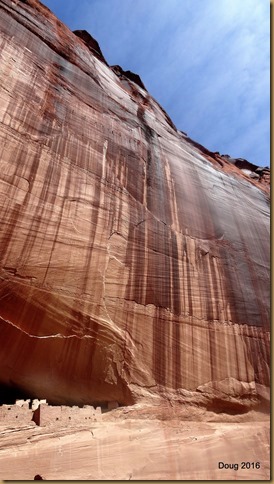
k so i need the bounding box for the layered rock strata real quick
[0,0,270,411]
[0,417,270,480]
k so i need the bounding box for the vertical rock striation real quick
[0,0,270,411]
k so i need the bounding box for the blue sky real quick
[42,0,270,167]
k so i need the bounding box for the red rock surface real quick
[0,0,270,420]
[0,414,270,480]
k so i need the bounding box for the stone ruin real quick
[0,399,33,426]
[33,401,101,426]
[0,399,122,427]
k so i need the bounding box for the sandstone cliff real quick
[0,0,270,416]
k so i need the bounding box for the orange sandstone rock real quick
[0,417,270,480]
[0,0,270,415]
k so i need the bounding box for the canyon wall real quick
[0,0,270,411]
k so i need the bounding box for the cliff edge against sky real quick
[0,0,270,412]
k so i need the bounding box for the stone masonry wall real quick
[0,400,102,427]
[34,403,101,427]
[0,402,33,426]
